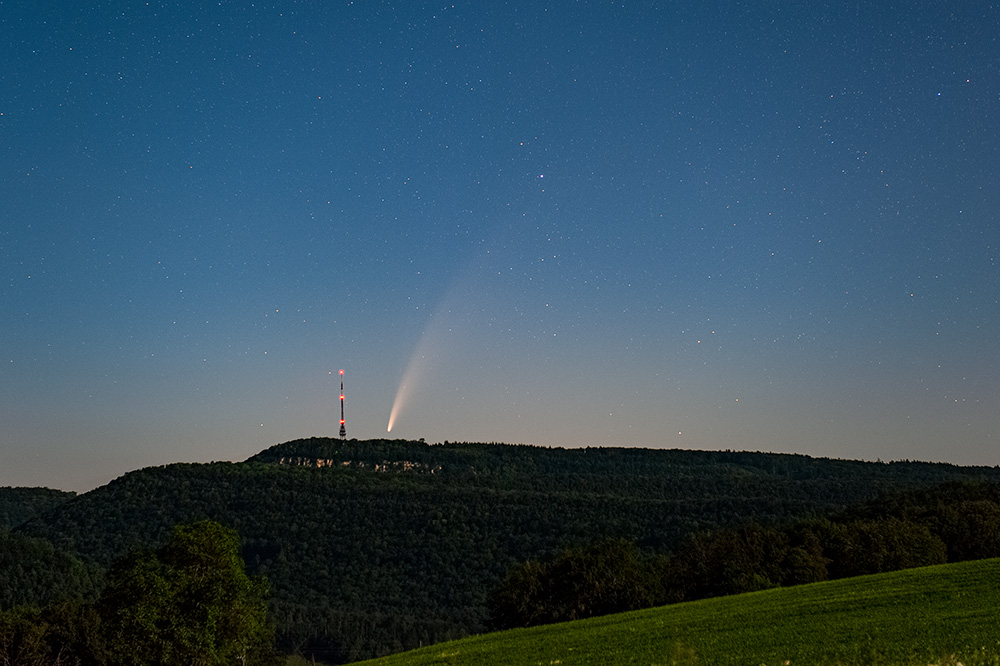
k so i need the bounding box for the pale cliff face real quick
[276,456,441,473]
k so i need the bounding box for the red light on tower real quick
[338,369,347,439]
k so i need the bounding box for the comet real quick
[387,324,437,433]
[387,239,496,432]
[387,355,422,433]
[386,285,462,433]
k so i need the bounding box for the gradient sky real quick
[2,1,998,492]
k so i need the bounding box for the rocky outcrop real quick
[275,456,441,473]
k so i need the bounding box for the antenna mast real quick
[338,369,347,439]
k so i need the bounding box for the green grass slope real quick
[353,558,1000,666]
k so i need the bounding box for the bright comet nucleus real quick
[387,348,431,433]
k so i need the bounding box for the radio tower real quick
[338,369,347,439]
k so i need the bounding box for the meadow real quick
[351,558,1000,666]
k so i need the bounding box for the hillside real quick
[15,438,1000,662]
[0,487,75,530]
[0,530,101,610]
[352,558,1000,666]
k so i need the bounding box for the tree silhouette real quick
[100,520,278,666]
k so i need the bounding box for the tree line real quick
[489,482,1000,629]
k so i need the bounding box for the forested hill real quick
[250,438,996,490]
[0,487,75,530]
[15,438,1000,663]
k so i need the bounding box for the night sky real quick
[3,2,998,492]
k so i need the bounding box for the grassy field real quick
[348,558,1000,666]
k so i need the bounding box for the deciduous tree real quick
[101,520,278,666]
